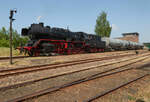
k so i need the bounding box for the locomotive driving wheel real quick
[28,49,35,56]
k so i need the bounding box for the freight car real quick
[101,37,143,51]
[20,22,143,56]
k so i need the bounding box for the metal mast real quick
[9,9,17,64]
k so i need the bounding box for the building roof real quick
[122,32,139,36]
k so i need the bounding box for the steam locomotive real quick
[20,22,143,56]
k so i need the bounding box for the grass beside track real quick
[0,47,21,56]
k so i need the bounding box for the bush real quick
[0,27,29,48]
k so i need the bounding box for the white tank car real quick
[101,37,144,51]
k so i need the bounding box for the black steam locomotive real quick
[21,22,106,56]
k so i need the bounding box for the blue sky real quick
[1,0,150,42]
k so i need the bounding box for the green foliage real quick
[95,11,112,37]
[0,38,9,47]
[128,95,136,101]
[0,27,29,48]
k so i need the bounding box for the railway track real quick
[0,53,140,78]
[0,53,148,91]
[0,50,146,60]
[0,52,120,60]
[0,56,28,60]
[84,74,149,102]
[3,53,150,102]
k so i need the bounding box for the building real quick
[116,32,139,43]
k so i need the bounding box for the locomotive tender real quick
[21,22,143,56]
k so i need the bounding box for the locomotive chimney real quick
[39,22,44,27]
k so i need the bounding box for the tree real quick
[95,11,112,37]
[0,27,29,48]
[0,27,9,40]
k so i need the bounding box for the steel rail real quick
[84,74,149,102]
[0,52,136,72]
[0,56,29,60]
[0,53,140,78]
[0,55,149,92]
[4,56,150,102]
[0,50,136,60]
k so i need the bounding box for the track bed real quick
[1,51,150,102]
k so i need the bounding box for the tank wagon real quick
[20,22,143,56]
[101,37,143,51]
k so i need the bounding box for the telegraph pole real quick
[9,9,17,64]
